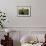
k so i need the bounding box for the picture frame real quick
[17,6,31,17]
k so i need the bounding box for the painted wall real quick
[0,0,46,27]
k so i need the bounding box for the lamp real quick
[5,29,9,33]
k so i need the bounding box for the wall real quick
[0,0,46,28]
[0,0,46,31]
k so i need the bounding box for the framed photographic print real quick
[17,6,31,17]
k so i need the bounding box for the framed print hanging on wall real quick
[17,6,31,17]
